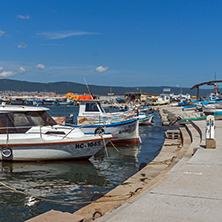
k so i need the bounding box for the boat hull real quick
[203,107,222,115]
[182,105,197,111]
[137,114,153,126]
[75,119,140,145]
[0,134,113,162]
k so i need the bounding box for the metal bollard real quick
[206,115,216,148]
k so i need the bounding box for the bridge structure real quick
[190,80,222,99]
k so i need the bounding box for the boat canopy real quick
[78,100,106,116]
[0,105,49,113]
[0,108,56,133]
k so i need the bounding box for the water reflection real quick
[0,160,108,196]
[0,110,166,222]
[0,160,110,222]
[0,147,141,222]
[95,145,141,162]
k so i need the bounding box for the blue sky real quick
[0,0,222,88]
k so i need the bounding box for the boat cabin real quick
[0,105,56,133]
[157,94,171,103]
[77,100,114,125]
[78,100,106,116]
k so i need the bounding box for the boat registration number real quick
[75,141,101,149]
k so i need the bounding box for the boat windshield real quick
[85,103,100,112]
[98,102,106,113]
[0,111,56,133]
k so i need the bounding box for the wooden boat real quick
[139,106,153,114]
[153,94,170,105]
[0,105,115,161]
[134,113,154,125]
[108,105,154,126]
[73,100,140,145]
[203,103,222,115]
[182,104,198,111]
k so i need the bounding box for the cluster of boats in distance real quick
[170,92,222,120]
[2,83,222,162]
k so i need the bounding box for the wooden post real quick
[196,86,199,100]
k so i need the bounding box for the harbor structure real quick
[26,104,222,222]
[191,80,222,100]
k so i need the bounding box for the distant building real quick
[125,92,158,102]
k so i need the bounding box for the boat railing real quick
[0,126,44,142]
[0,125,67,137]
[77,115,110,125]
[0,125,33,132]
[0,125,88,142]
[77,112,137,125]
[62,127,75,139]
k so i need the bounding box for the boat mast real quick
[83,77,94,98]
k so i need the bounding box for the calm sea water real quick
[0,106,167,222]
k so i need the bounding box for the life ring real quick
[94,127,105,136]
[1,147,13,159]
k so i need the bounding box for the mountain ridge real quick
[0,79,213,97]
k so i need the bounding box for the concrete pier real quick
[27,105,222,222]
[96,109,222,222]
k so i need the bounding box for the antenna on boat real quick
[83,77,94,98]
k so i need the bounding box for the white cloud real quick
[35,64,45,70]
[0,71,15,78]
[18,67,25,73]
[0,30,5,37]
[95,66,109,72]
[37,31,98,40]
[0,66,26,78]
[17,15,30,19]
[18,43,27,48]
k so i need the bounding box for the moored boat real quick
[139,106,153,114]
[135,113,154,125]
[0,105,115,161]
[111,106,154,126]
[182,104,198,111]
[203,103,222,115]
[72,100,140,145]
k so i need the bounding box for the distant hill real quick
[0,79,213,97]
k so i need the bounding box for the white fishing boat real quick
[139,106,153,114]
[73,100,140,145]
[203,103,222,115]
[153,94,170,105]
[135,113,154,125]
[110,106,154,126]
[0,105,115,162]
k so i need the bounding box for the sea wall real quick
[27,105,196,222]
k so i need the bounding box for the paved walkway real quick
[97,120,222,222]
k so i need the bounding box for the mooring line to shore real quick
[0,180,139,205]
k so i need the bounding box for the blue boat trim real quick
[72,118,137,128]
[84,132,111,135]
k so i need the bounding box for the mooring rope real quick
[0,181,137,205]
[101,136,114,168]
[109,141,121,153]
[102,136,110,161]
[0,135,142,205]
